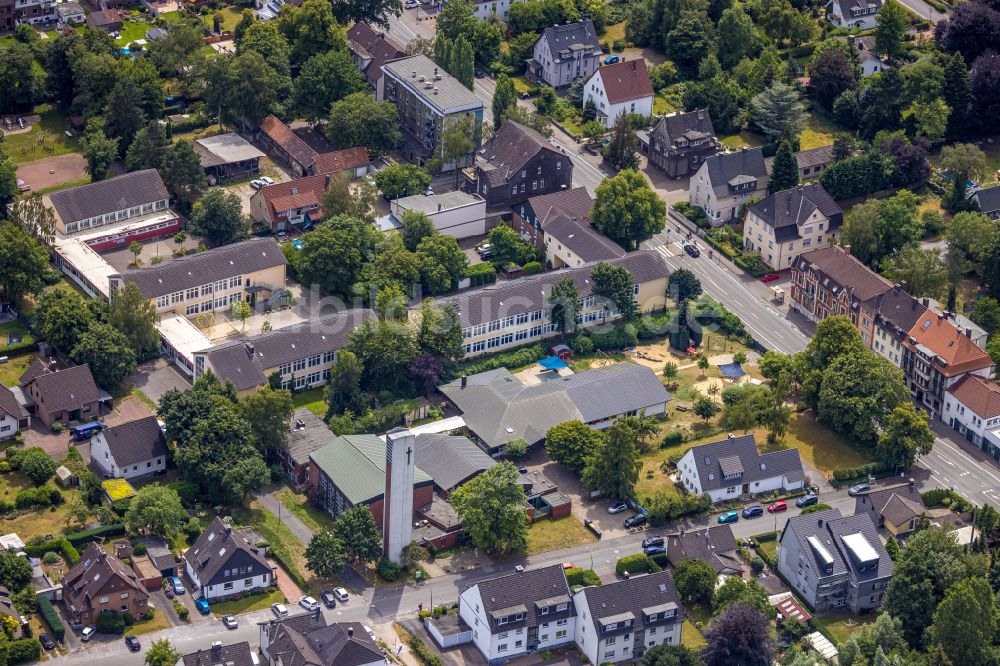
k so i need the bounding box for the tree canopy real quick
[450,462,529,555]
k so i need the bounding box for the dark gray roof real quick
[474,564,575,632]
[443,250,668,328]
[440,362,670,451]
[974,185,1000,214]
[198,309,376,391]
[48,169,168,224]
[651,109,717,149]
[541,20,601,60]
[862,286,928,338]
[703,148,768,198]
[747,183,842,243]
[577,571,684,638]
[413,432,496,492]
[0,385,28,421]
[857,482,925,526]
[22,364,103,414]
[544,213,626,263]
[833,0,883,18]
[684,434,804,492]
[187,517,271,588]
[286,408,336,466]
[100,415,167,467]
[783,508,893,583]
[666,525,741,574]
[265,620,383,666]
[478,121,560,178]
[114,237,286,300]
[765,145,835,173]
[182,642,256,666]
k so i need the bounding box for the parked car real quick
[299,596,320,612]
[259,176,274,185]
[333,587,349,603]
[272,603,289,617]
[165,585,175,599]
[848,483,871,496]
[642,535,664,548]
[222,615,238,629]
[475,243,493,258]
[796,494,819,508]
[742,504,764,519]
[475,68,485,78]
[39,634,55,650]
[250,179,265,190]
[717,511,739,524]
[405,0,419,7]
[760,273,781,282]
[604,54,620,64]
[125,636,141,652]
[684,242,701,258]
[321,591,338,608]
[644,545,666,556]
[608,501,629,514]
[169,577,185,595]
[623,514,647,528]
[81,627,96,642]
[767,500,788,513]
[195,598,210,614]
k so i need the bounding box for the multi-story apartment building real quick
[689,148,769,223]
[525,21,601,88]
[778,508,892,614]
[378,55,484,169]
[441,251,668,357]
[645,109,719,179]
[12,0,55,26]
[944,374,1000,462]
[110,237,287,318]
[472,120,573,210]
[743,183,842,270]
[192,309,376,393]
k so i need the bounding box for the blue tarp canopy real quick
[538,355,569,370]
[719,362,745,378]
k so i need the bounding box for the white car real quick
[250,179,265,190]
[271,603,289,617]
[222,615,238,629]
[81,627,96,642]
[363,625,377,642]
[259,176,274,185]
[608,501,629,514]
[333,587,349,602]
[299,596,319,612]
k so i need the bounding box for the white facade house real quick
[678,434,804,503]
[89,416,167,480]
[388,191,487,239]
[459,564,577,663]
[0,386,29,441]
[583,59,654,128]
[573,571,683,664]
[470,0,518,19]
[689,148,769,224]
[826,0,882,30]
[944,374,1000,463]
[742,183,843,270]
[186,517,273,602]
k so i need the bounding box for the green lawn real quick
[116,20,155,47]
[813,612,874,644]
[0,320,34,351]
[682,619,707,649]
[719,132,766,149]
[4,104,82,164]
[291,388,326,417]
[758,411,873,476]
[276,488,336,533]
[757,539,777,561]
[798,112,839,151]
[525,517,597,555]
[209,588,287,617]
[199,6,245,32]
[124,608,172,636]
[159,10,182,23]
[0,352,36,388]
[654,95,676,115]
[0,472,77,540]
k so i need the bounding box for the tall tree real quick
[239,20,291,78]
[876,402,934,470]
[668,268,702,302]
[749,82,805,142]
[297,215,378,297]
[333,505,383,564]
[768,140,799,193]
[545,420,603,472]
[641,644,703,666]
[437,0,476,41]
[592,169,666,250]
[347,318,419,393]
[72,322,138,389]
[930,577,996,666]
[33,288,94,353]
[492,73,517,124]
[716,6,754,69]
[240,387,294,464]
[401,211,436,252]
[81,125,119,182]
[324,349,365,417]
[882,246,948,299]
[449,35,475,90]
[450,462,529,556]
[943,53,972,140]
[682,74,742,135]
[125,122,169,172]
[592,262,637,319]
[277,0,346,66]
[325,93,401,158]
[145,640,181,666]
[666,10,714,78]
[673,559,718,604]
[701,604,774,666]
[159,140,208,206]
[548,277,580,334]
[293,49,367,121]
[375,164,432,200]
[582,419,642,500]
[124,484,188,537]
[305,530,347,579]
[817,350,908,444]
[875,0,908,60]
[189,188,249,247]
[603,115,640,170]
[0,222,48,306]
[109,281,160,361]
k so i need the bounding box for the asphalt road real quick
[898,0,950,24]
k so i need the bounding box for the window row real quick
[277,351,336,377]
[64,200,168,233]
[184,292,242,315]
[157,276,243,308]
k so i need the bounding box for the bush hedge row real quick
[460,344,546,376]
[830,462,887,483]
[615,553,660,576]
[66,523,125,547]
[565,567,602,587]
[921,488,974,513]
[24,538,80,564]
[35,596,65,641]
[409,635,444,666]
[465,263,497,286]
[8,638,41,664]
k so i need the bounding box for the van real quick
[71,422,103,441]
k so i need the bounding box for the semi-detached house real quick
[677,434,804,503]
[185,517,274,602]
[945,374,1000,462]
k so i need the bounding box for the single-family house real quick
[472,120,573,210]
[185,517,274,602]
[689,148,769,224]
[743,183,843,270]
[850,35,889,76]
[826,0,883,30]
[525,21,602,88]
[573,571,684,664]
[459,564,577,662]
[645,109,720,179]
[250,174,331,233]
[259,615,384,666]
[677,434,805,503]
[764,144,835,181]
[665,525,741,575]
[56,1,84,25]
[778,508,893,613]
[284,408,336,487]
[0,588,27,639]
[19,360,108,427]
[583,59,654,128]
[0,385,29,440]
[193,133,265,184]
[854,480,926,536]
[86,9,122,31]
[181,641,257,666]
[972,184,1000,220]
[440,362,671,454]
[63,543,150,625]
[347,23,406,87]
[944,374,1000,461]
[89,415,168,480]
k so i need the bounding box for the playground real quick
[2,105,82,165]
[16,153,88,192]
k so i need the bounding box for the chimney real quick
[908,478,915,490]
[245,342,255,357]
[325,174,331,187]
[461,375,467,388]
[348,626,354,637]
[412,70,417,78]
[921,297,930,307]
[696,109,704,120]
[966,327,973,339]
[212,643,222,653]
[817,518,824,527]
[842,244,851,255]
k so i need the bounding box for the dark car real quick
[643,545,666,556]
[641,535,664,548]
[684,243,701,258]
[39,634,55,650]
[742,504,763,519]
[125,636,141,652]
[475,68,485,78]
[623,514,647,528]
[321,591,338,609]
[796,494,819,508]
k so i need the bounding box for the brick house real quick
[19,360,107,427]
[472,121,574,210]
[63,543,149,625]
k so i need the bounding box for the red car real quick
[761,273,781,283]
[767,500,788,513]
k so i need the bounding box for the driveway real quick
[149,589,184,627]
[129,358,189,404]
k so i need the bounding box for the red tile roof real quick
[594,59,653,105]
[259,115,316,170]
[313,147,369,176]
[261,174,330,220]
[947,374,1000,418]
[347,23,406,85]
[904,313,994,377]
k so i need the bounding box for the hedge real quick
[8,638,41,664]
[830,462,887,483]
[24,538,79,564]
[96,610,125,634]
[460,344,546,376]
[615,553,658,576]
[466,263,497,286]
[66,523,125,547]
[409,635,444,666]
[565,567,602,587]
[590,323,637,351]
[921,488,973,513]
[35,596,65,641]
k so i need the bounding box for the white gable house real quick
[89,416,167,480]
[582,59,654,128]
[678,434,804,503]
[185,517,273,602]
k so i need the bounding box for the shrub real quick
[23,537,79,564]
[8,638,42,664]
[505,438,528,459]
[0,461,10,473]
[41,551,60,565]
[35,596,64,641]
[750,556,765,574]
[568,334,594,355]
[590,323,638,351]
[466,262,497,286]
[174,601,189,620]
[635,312,672,340]
[14,486,62,509]
[130,540,148,556]
[565,567,602,587]
[95,610,126,634]
[377,557,402,582]
[661,431,685,447]
[66,523,125,547]
[461,344,546,375]
[523,261,542,275]
[921,488,973,512]
[831,462,886,482]
[49,422,63,434]
[615,553,654,575]
[10,448,57,486]
[645,492,712,526]
[800,503,832,514]
[409,635,445,666]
